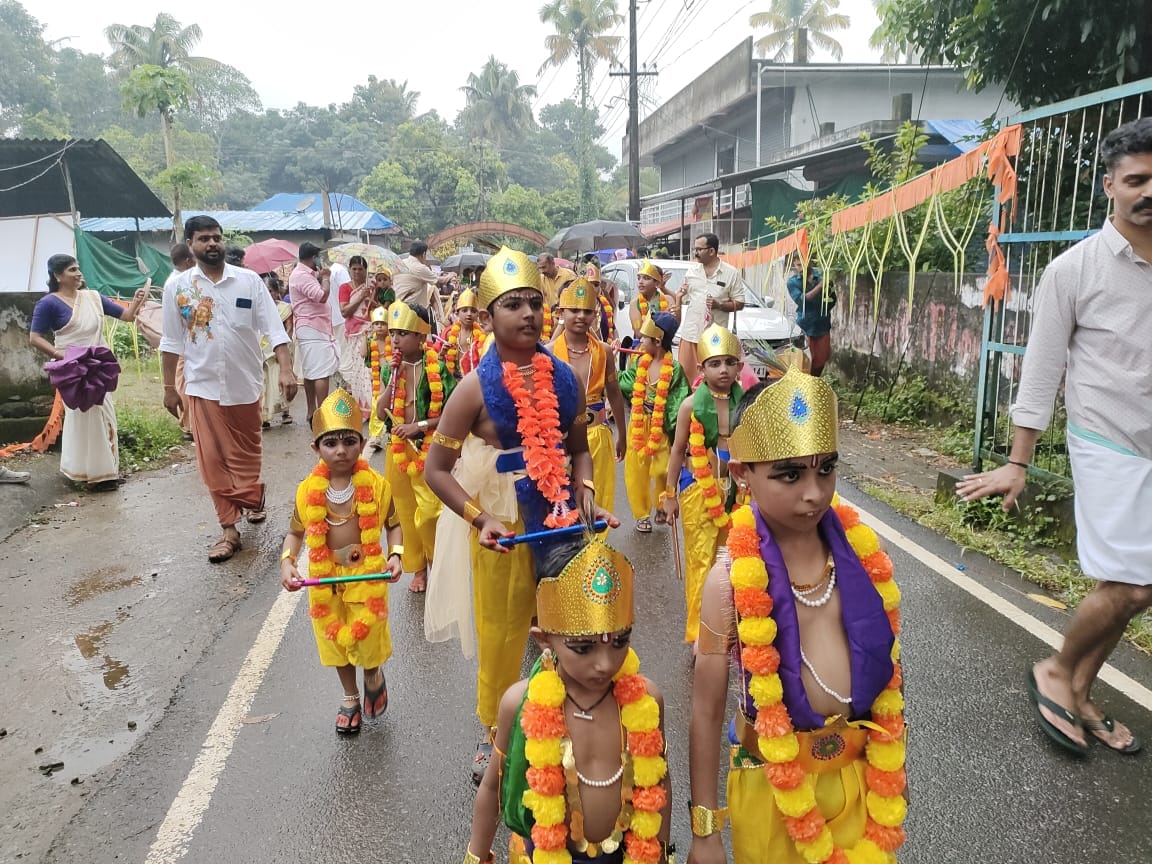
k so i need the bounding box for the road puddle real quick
[74,613,132,691]
[65,566,142,606]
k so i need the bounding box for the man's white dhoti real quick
[1068,427,1152,586]
[294,325,339,379]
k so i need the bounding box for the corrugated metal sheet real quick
[252,192,378,213]
[81,208,395,233]
[0,139,170,219]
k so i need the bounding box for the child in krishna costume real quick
[687,367,906,864]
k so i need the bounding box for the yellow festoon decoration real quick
[728,366,838,465]
[479,246,541,310]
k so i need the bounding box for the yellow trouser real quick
[472,523,536,727]
[368,411,386,441]
[679,482,726,644]
[623,435,670,520]
[384,440,442,573]
[587,422,617,517]
[727,757,873,863]
[308,583,392,669]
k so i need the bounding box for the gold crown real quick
[558,277,599,311]
[697,323,741,362]
[375,266,392,276]
[729,366,837,463]
[478,246,541,309]
[387,300,431,335]
[312,388,364,441]
[536,537,635,636]
[584,264,601,282]
[370,305,388,323]
[455,287,478,311]
[774,346,810,372]
[638,314,666,341]
[637,260,664,281]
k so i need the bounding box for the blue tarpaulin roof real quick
[252,192,381,214]
[924,119,984,154]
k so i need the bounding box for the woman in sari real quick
[337,255,376,413]
[29,254,146,490]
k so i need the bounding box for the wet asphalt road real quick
[6,423,1152,864]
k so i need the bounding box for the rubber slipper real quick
[1083,715,1143,755]
[472,740,493,786]
[1027,669,1087,756]
[635,517,652,534]
[363,676,388,719]
[336,698,362,735]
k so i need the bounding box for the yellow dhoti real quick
[384,439,442,573]
[679,482,726,643]
[587,422,617,515]
[624,436,669,520]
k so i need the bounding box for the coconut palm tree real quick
[869,0,912,63]
[459,57,537,149]
[750,0,850,63]
[539,0,622,219]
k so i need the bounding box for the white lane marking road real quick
[843,496,1152,712]
[143,588,302,864]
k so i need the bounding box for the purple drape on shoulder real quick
[739,506,894,731]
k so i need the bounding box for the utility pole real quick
[611,0,657,224]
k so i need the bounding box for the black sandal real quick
[364,675,388,719]
[471,738,493,786]
[336,695,362,735]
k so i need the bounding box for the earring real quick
[541,647,555,670]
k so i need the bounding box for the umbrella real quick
[242,239,299,274]
[546,220,647,255]
[441,251,490,273]
[325,242,401,273]
[44,345,121,412]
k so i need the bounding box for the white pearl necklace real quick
[576,762,624,788]
[326,482,355,505]
[800,648,853,705]
[792,565,836,607]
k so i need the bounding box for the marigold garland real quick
[598,294,616,344]
[303,460,387,650]
[502,352,579,528]
[521,648,666,864]
[688,413,730,528]
[628,352,673,458]
[389,346,445,476]
[542,304,555,342]
[443,319,484,378]
[369,339,383,411]
[728,499,905,863]
[636,291,669,320]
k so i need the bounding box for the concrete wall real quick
[0,294,59,443]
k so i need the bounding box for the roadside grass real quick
[112,350,184,473]
[862,482,1152,655]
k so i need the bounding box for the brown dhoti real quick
[187,397,265,526]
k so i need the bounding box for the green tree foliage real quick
[104,13,221,79]
[459,56,536,148]
[749,0,850,62]
[489,184,553,236]
[874,0,1151,108]
[0,0,57,134]
[53,48,125,137]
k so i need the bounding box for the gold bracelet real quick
[689,804,729,837]
[432,430,463,450]
[462,498,483,526]
[581,478,595,493]
[388,544,404,559]
[280,549,295,562]
[163,384,178,390]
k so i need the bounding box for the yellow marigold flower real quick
[730,558,769,591]
[747,673,784,706]
[362,528,382,545]
[613,647,640,680]
[305,505,326,523]
[630,810,662,839]
[795,827,834,863]
[358,502,378,516]
[844,837,888,864]
[621,697,660,732]
[352,470,374,486]
[335,625,355,648]
[866,738,905,773]
[631,755,667,787]
[760,732,799,763]
[875,579,901,611]
[688,432,706,446]
[772,782,816,817]
[866,791,907,827]
[845,524,880,558]
[522,790,566,826]
[871,689,904,718]
[891,640,901,662]
[525,738,562,766]
[306,476,327,492]
[533,851,570,864]
[737,616,778,646]
[528,669,566,708]
[305,533,325,549]
[309,561,333,577]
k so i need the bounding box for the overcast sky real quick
[36,0,883,156]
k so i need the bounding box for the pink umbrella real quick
[243,239,299,274]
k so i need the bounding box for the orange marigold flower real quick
[888,609,901,634]
[526,765,565,796]
[888,662,903,690]
[727,526,760,558]
[628,729,665,758]
[359,515,377,530]
[754,702,793,739]
[826,850,849,864]
[863,550,894,582]
[520,702,567,739]
[305,522,328,536]
[355,486,374,502]
[741,644,780,677]
[362,543,382,557]
[349,620,370,641]
[324,621,342,641]
[833,504,860,529]
[305,490,325,506]
[865,766,906,798]
[531,823,568,851]
[872,714,906,741]
[734,588,774,619]
[632,784,667,812]
[365,596,388,619]
[765,759,805,789]
[314,463,330,479]
[624,834,661,862]
[309,604,330,620]
[309,547,331,562]
[783,808,826,843]
[613,674,648,705]
[865,821,907,852]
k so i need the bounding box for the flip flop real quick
[335,697,362,735]
[363,675,388,719]
[1027,668,1087,756]
[635,517,652,534]
[1082,715,1143,755]
[472,739,493,786]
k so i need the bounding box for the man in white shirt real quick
[957,118,1152,756]
[677,232,746,372]
[160,216,296,563]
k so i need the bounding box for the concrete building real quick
[634,38,1015,250]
